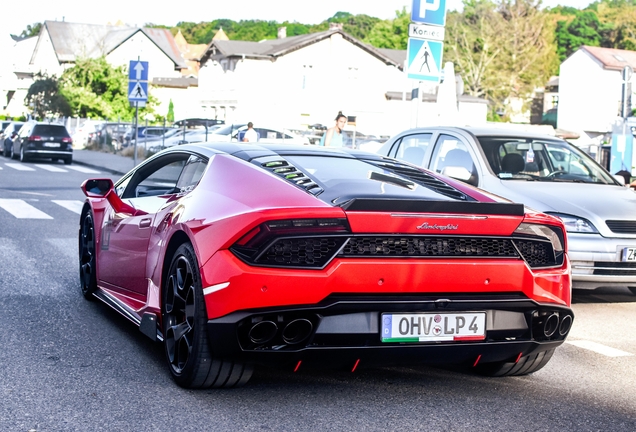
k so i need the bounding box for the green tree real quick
[19,23,42,38]
[25,72,71,118]
[59,57,157,120]
[167,99,175,123]
[445,0,558,117]
[365,8,410,49]
[554,10,605,61]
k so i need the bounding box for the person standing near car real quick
[242,122,258,142]
[319,112,346,147]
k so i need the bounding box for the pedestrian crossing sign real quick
[406,38,443,82]
[128,81,148,102]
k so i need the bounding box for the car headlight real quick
[545,212,598,234]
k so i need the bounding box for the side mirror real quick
[80,178,147,216]
[442,166,472,182]
[613,174,626,186]
[81,178,114,197]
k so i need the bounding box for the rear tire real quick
[64,157,72,165]
[19,146,28,162]
[474,349,555,377]
[162,243,253,388]
[10,146,17,159]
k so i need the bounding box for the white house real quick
[3,20,192,118]
[558,45,636,140]
[197,25,487,136]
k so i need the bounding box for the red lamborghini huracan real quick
[79,143,573,388]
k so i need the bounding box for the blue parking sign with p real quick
[411,0,447,27]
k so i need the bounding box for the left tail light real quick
[231,218,350,269]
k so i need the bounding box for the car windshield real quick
[477,136,617,184]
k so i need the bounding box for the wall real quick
[558,50,624,133]
[106,32,181,80]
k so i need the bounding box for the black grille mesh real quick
[513,239,555,267]
[606,220,636,234]
[257,238,347,266]
[240,236,560,269]
[340,237,517,257]
[593,261,636,276]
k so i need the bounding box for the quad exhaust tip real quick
[558,314,573,336]
[248,320,278,344]
[543,313,559,338]
[282,319,313,345]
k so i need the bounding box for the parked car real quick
[377,126,636,293]
[2,121,25,157]
[210,123,310,145]
[125,126,178,148]
[78,142,573,388]
[72,120,104,148]
[12,121,73,164]
[89,122,132,150]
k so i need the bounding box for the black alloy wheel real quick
[79,210,97,299]
[162,243,253,388]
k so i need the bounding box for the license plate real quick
[43,142,60,148]
[381,312,486,342]
[623,247,636,261]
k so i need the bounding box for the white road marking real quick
[566,340,634,357]
[19,191,54,197]
[0,199,53,219]
[52,200,84,215]
[35,164,68,172]
[65,165,100,174]
[5,163,35,171]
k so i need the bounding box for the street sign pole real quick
[134,102,139,166]
[127,57,149,166]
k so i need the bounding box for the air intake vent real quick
[606,220,636,234]
[340,236,518,258]
[364,160,471,201]
[258,158,323,195]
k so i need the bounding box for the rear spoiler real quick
[339,199,524,216]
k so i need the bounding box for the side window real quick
[121,154,190,199]
[175,156,208,193]
[430,134,478,185]
[18,124,31,138]
[394,133,432,167]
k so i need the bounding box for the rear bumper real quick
[24,149,72,158]
[206,295,573,368]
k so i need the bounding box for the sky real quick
[8,0,595,37]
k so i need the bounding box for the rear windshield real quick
[33,125,70,137]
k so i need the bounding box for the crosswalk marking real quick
[0,199,53,219]
[65,165,100,174]
[52,200,84,214]
[35,164,68,172]
[5,163,35,171]
[566,340,634,357]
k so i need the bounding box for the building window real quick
[302,65,313,90]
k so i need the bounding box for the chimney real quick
[277,27,287,39]
[329,23,343,31]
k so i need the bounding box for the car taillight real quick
[231,218,351,268]
[235,218,350,249]
[62,137,72,143]
[29,135,42,141]
[512,223,565,269]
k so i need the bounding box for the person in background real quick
[319,112,347,147]
[242,122,258,142]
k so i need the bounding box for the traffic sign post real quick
[408,0,448,126]
[128,59,149,166]
[411,0,447,26]
[406,38,443,82]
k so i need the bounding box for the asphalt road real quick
[1,158,635,431]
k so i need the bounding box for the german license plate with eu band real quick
[381,312,486,343]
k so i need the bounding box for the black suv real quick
[12,122,73,164]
